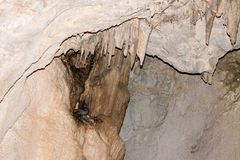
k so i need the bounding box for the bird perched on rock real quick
[73,102,89,119]
[73,101,102,125]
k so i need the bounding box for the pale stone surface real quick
[0,0,240,140]
[0,0,151,147]
[0,0,161,142]
[147,1,240,74]
[0,0,160,102]
[120,53,240,160]
[147,19,237,73]
[0,59,124,160]
[0,0,240,160]
[1,0,240,104]
[0,60,81,160]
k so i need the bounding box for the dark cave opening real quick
[60,47,132,129]
[61,50,95,118]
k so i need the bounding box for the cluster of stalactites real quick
[59,19,152,68]
[192,0,240,45]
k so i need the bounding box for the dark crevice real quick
[61,49,96,122]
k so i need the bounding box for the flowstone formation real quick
[0,0,240,160]
[203,0,240,45]
[57,0,240,86]
[59,19,152,68]
[61,47,132,160]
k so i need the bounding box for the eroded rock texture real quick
[61,48,131,160]
[120,51,240,160]
[0,60,81,159]
[0,0,240,160]
[81,50,131,160]
[0,49,131,160]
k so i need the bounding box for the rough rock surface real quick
[0,0,159,143]
[120,52,240,160]
[63,48,132,160]
[0,60,81,159]
[0,0,240,160]
[0,57,125,160]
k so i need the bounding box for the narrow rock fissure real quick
[61,50,95,115]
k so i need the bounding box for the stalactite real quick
[137,20,152,65]
[201,72,213,85]
[205,0,218,45]
[58,18,152,69]
[191,0,240,46]
[201,0,240,46]
[205,9,216,45]
[216,0,227,17]
[226,0,240,45]
[107,29,116,66]
[129,19,140,68]
[115,23,127,49]
[123,27,130,57]
[129,44,137,68]
[101,32,108,56]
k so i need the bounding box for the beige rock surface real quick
[0,57,125,160]
[0,0,159,143]
[0,60,81,160]
[120,51,240,160]
[61,48,131,160]
[0,0,240,160]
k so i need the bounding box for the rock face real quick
[0,51,129,160]
[62,48,132,160]
[120,52,240,160]
[0,60,82,160]
[0,0,240,160]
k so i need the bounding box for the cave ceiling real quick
[0,0,240,102]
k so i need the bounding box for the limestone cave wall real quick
[120,51,240,160]
[0,0,240,160]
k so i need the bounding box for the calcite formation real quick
[58,0,240,85]
[58,19,152,68]
[0,0,240,104]
[207,0,240,45]
[0,0,240,160]
[60,48,131,160]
